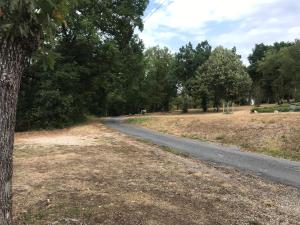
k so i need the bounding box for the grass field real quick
[13,120,300,224]
[126,106,300,161]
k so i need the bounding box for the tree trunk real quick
[0,40,26,225]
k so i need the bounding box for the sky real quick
[137,0,300,64]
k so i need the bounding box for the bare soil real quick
[13,120,300,225]
[127,106,300,161]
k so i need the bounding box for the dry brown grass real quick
[13,120,300,225]
[127,106,300,161]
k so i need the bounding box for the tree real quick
[0,0,148,223]
[0,1,72,223]
[143,46,177,112]
[248,41,293,104]
[247,43,270,105]
[281,40,300,101]
[195,46,252,111]
[174,41,211,112]
[17,0,149,122]
[257,40,300,103]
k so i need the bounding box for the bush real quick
[251,103,300,113]
[251,106,290,113]
[291,102,300,106]
[278,107,290,112]
[289,102,300,112]
[295,93,300,102]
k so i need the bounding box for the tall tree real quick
[0,0,148,223]
[195,46,252,111]
[174,41,211,89]
[174,41,211,112]
[144,46,176,112]
[248,41,293,104]
[280,40,300,101]
[247,43,270,104]
[257,40,300,103]
[0,1,72,223]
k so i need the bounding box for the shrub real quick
[294,107,300,112]
[251,106,290,113]
[278,107,290,112]
[251,107,275,113]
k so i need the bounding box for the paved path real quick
[104,118,300,188]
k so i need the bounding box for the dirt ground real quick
[127,106,300,161]
[13,120,300,225]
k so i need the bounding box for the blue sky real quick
[137,0,300,64]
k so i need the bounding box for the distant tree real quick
[258,40,300,103]
[247,43,270,105]
[279,40,300,101]
[104,36,146,116]
[248,41,293,104]
[174,41,211,112]
[195,46,252,111]
[281,40,300,101]
[190,78,210,112]
[144,46,177,112]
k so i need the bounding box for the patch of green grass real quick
[160,145,190,158]
[292,102,300,106]
[251,103,300,113]
[215,134,225,140]
[182,134,207,141]
[251,106,290,113]
[257,146,300,161]
[157,128,169,133]
[248,220,262,225]
[126,117,151,124]
[240,143,251,149]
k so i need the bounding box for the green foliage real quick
[17,57,86,130]
[194,46,252,111]
[0,0,76,51]
[248,41,298,104]
[143,46,177,112]
[126,117,151,124]
[250,104,300,113]
[13,0,299,132]
[173,41,212,112]
[174,41,211,88]
[16,0,149,130]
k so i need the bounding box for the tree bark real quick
[0,40,26,225]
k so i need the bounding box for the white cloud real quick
[146,0,279,30]
[139,0,300,64]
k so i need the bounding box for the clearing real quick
[126,106,300,161]
[13,120,300,225]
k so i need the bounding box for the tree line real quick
[10,1,300,132]
[248,41,300,104]
[17,35,300,131]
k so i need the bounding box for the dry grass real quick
[13,120,300,225]
[127,106,300,161]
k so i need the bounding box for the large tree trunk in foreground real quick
[0,41,26,225]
